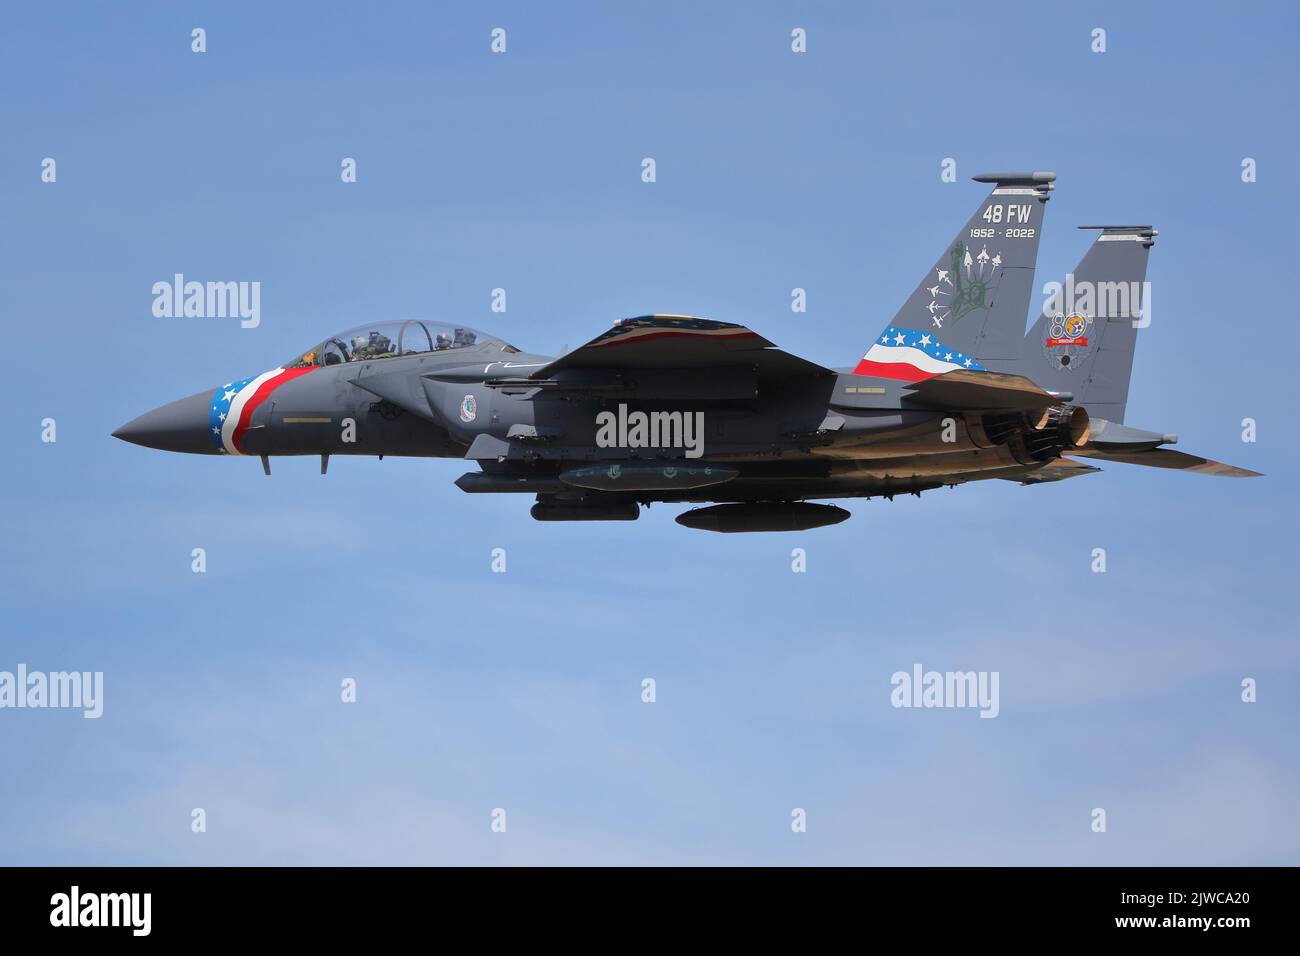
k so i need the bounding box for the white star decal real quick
[893,332,906,345]
[919,334,932,346]
[222,389,237,402]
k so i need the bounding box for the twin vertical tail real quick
[1007,225,1156,423]
[999,226,1259,476]
[856,171,1054,381]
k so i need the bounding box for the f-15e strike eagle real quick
[115,172,1259,532]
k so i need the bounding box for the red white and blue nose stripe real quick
[853,327,986,382]
[208,367,314,455]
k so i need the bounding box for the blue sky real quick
[1,1,1296,864]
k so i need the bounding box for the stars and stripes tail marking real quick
[852,327,986,381]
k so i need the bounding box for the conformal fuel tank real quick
[560,462,739,492]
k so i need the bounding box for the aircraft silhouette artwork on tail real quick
[115,172,1260,532]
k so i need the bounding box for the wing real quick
[524,315,833,380]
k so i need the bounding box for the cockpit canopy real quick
[286,320,517,368]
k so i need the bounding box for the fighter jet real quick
[114,172,1259,532]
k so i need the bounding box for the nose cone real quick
[113,389,218,454]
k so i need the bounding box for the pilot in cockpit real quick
[351,331,393,361]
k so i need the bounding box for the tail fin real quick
[1009,225,1156,423]
[856,172,1054,380]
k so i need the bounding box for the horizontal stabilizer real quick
[903,368,1055,412]
[1071,446,1262,477]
